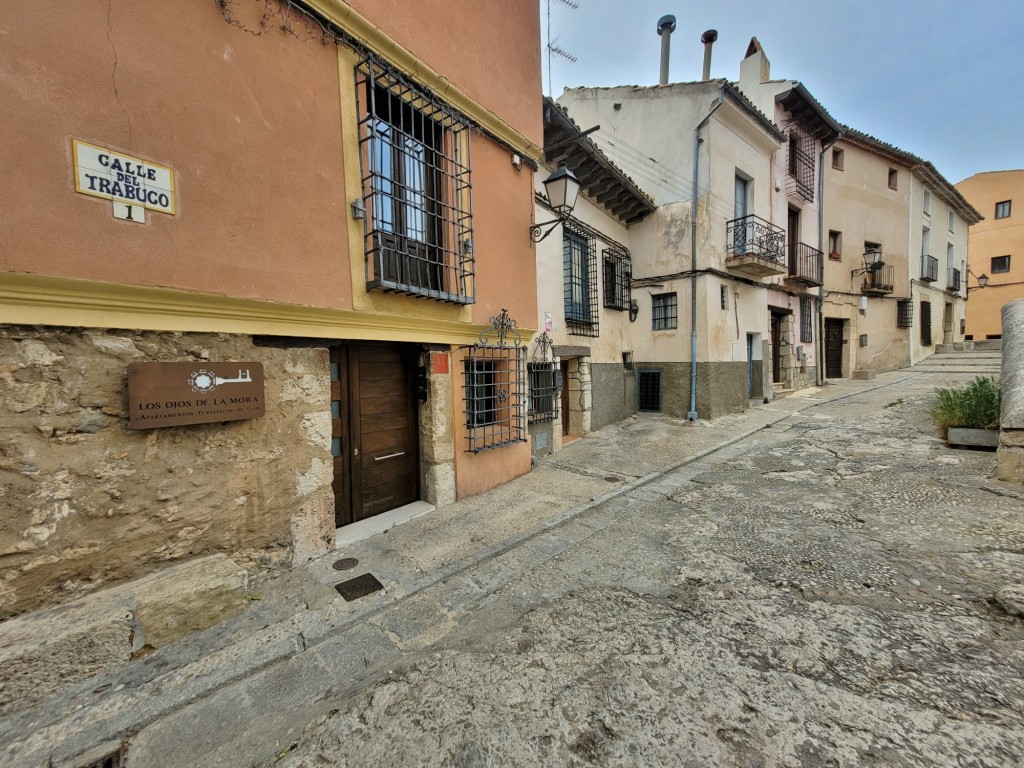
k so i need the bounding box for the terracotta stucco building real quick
[0,0,542,622]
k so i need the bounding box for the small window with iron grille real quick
[800,296,813,343]
[464,346,525,452]
[920,300,932,346]
[897,299,913,328]
[563,223,599,337]
[652,293,677,330]
[602,249,631,310]
[992,255,1010,273]
[786,124,815,202]
[527,361,559,423]
[356,58,474,304]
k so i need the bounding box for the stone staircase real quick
[913,340,1002,375]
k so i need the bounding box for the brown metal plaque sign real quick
[128,362,265,429]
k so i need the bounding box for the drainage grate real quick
[335,573,384,602]
[332,557,359,571]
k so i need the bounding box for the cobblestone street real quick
[278,374,1024,767]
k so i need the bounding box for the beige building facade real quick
[822,130,980,376]
[957,170,1024,340]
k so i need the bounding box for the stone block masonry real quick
[0,326,335,621]
[998,300,1024,483]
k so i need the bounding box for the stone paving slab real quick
[4,368,1014,767]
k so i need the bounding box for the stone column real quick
[997,300,1024,483]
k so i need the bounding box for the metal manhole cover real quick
[604,476,620,482]
[332,557,359,571]
[335,573,384,602]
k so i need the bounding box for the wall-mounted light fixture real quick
[628,299,640,323]
[851,248,883,277]
[530,163,582,242]
[967,269,989,293]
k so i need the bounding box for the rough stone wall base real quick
[0,553,247,715]
[590,362,637,431]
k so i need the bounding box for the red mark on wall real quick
[431,352,450,375]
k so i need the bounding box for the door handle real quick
[374,451,406,461]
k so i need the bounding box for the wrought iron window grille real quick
[602,249,632,311]
[355,57,475,304]
[528,331,559,424]
[920,300,933,346]
[563,222,599,337]
[897,299,913,328]
[464,309,526,452]
[947,267,962,292]
[785,122,815,202]
[800,296,813,343]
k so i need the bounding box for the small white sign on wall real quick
[73,139,176,221]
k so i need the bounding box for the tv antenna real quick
[546,0,579,97]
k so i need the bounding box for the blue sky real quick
[541,0,1024,184]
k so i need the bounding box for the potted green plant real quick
[928,376,1001,449]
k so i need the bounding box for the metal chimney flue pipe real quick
[657,15,676,85]
[701,29,718,81]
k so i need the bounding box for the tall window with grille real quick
[920,300,932,346]
[652,293,678,330]
[356,58,474,304]
[897,299,913,328]
[563,223,598,336]
[602,249,631,311]
[786,124,815,202]
[527,362,559,423]
[464,346,525,452]
[800,296,813,343]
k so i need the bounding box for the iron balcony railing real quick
[947,267,962,292]
[788,242,824,285]
[862,263,894,294]
[726,214,786,264]
[920,254,938,282]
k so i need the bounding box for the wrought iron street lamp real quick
[530,163,582,242]
[967,270,989,293]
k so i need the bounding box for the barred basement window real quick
[897,299,913,328]
[786,123,815,202]
[602,249,631,310]
[800,296,813,343]
[528,362,559,423]
[652,293,677,330]
[356,58,474,304]
[464,345,525,452]
[564,223,599,337]
[920,300,932,346]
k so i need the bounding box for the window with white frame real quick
[992,255,1011,273]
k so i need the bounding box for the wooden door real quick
[332,344,419,528]
[770,314,782,384]
[560,360,571,437]
[825,319,844,379]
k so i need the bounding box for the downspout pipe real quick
[816,132,842,386]
[688,88,725,421]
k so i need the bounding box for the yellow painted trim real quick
[304,0,541,163]
[0,273,536,345]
